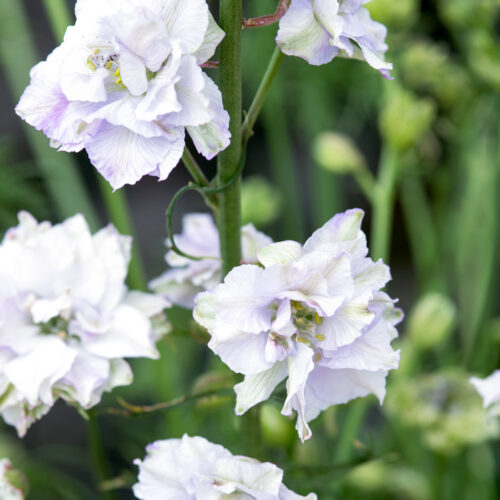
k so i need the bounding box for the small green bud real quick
[259,404,295,447]
[407,292,456,350]
[380,84,436,152]
[313,132,366,175]
[241,176,282,228]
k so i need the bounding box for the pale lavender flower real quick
[16,0,229,189]
[194,209,402,441]
[470,370,500,418]
[276,0,393,77]
[150,213,273,308]
[0,212,169,436]
[133,434,316,499]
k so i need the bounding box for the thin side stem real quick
[182,149,210,187]
[97,182,147,290]
[217,0,243,276]
[371,145,400,262]
[242,47,283,144]
[87,413,117,500]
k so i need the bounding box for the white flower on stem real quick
[133,434,316,499]
[0,212,169,436]
[276,0,393,77]
[150,213,273,308]
[470,370,500,419]
[15,0,229,190]
[194,209,402,441]
[0,459,25,500]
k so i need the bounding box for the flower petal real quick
[235,362,288,415]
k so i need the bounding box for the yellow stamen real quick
[315,334,325,341]
[93,48,100,55]
[105,61,113,70]
[297,336,309,345]
[86,60,97,71]
[115,76,122,85]
[314,352,321,363]
[114,67,121,77]
[314,313,323,324]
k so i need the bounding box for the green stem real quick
[400,170,445,293]
[182,149,210,187]
[97,182,147,290]
[42,0,147,290]
[217,0,243,276]
[242,47,283,144]
[87,413,117,500]
[371,144,400,262]
[334,144,400,464]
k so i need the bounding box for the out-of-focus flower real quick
[194,209,402,441]
[276,0,393,77]
[0,459,27,500]
[470,370,500,419]
[380,84,436,152]
[345,459,431,500]
[366,0,419,28]
[150,213,273,308]
[0,212,169,436]
[386,371,497,455]
[15,0,229,190]
[133,434,316,499]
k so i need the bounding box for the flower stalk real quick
[242,46,284,144]
[217,0,243,276]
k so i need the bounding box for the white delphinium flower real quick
[0,212,169,436]
[0,459,25,500]
[470,370,500,418]
[194,209,402,441]
[150,213,273,308]
[133,434,316,499]
[276,0,393,77]
[16,0,229,190]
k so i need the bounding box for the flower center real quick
[39,316,70,340]
[86,49,125,86]
[290,301,324,361]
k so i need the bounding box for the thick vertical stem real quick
[218,0,243,276]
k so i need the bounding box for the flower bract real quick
[194,209,402,441]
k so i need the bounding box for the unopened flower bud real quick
[313,132,366,175]
[407,292,456,350]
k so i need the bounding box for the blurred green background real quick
[0,0,499,498]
